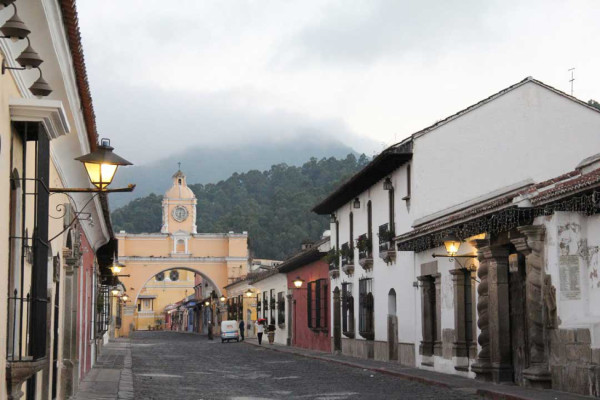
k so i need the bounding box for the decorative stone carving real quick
[379,249,396,265]
[480,244,513,383]
[358,256,373,271]
[513,225,551,388]
[450,267,477,366]
[543,275,558,329]
[6,358,47,400]
[342,262,355,276]
[470,238,492,380]
[329,264,340,280]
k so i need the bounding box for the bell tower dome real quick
[161,169,197,234]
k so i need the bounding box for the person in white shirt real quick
[255,320,265,345]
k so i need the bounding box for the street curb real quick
[118,341,134,400]
[242,341,556,400]
[243,341,454,389]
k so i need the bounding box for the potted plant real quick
[326,248,341,279]
[340,243,354,276]
[356,234,373,270]
[378,224,396,264]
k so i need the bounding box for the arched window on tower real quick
[178,178,182,185]
[176,239,185,253]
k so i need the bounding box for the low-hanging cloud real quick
[91,83,378,165]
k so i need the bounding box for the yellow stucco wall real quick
[1,62,27,399]
[115,170,249,337]
[0,83,78,399]
[134,269,195,330]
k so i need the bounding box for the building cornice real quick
[119,256,248,263]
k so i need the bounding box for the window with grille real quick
[359,278,374,340]
[270,289,276,324]
[277,292,285,325]
[263,292,268,319]
[7,125,51,361]
[307,279,327,329]
[342,282,354,337]
[238,295,243,319]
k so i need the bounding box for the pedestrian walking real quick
[239,319,245,341]
[256,320,265,345]
[267,323,276,344]
[208,321,213,340]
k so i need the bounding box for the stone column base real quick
[491,363,513,383]
[472,362,492,381]
[523,365,551,389]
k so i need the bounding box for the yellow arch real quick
[117,262,230,336]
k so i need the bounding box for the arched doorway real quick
[120,266,226,336]
[333,287,342,352]
[388,289,398,361]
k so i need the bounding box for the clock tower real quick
[161,169,197,234]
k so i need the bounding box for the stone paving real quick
[131,331,481,399]
[243,337,591,400]
[71,332,591,399]
[72,339,133,400]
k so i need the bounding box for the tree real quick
[588,99,600,111]
[112,154,370,260]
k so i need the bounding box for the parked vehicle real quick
[221,320,239,343]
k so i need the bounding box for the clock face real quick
[172,206,188,222]
[169,270,179,281]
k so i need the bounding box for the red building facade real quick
[280,238,331,353]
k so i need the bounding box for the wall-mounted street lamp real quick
[204,300,210,306]
[432,234,477,260]
[51,138,135,193]
[121,294,129,302]
[0,6,29,39]
[29,68,51,97]
[293,277,304,289]
[0,2,56,97]
[383,177,393,191]
[442,233,461,257]
[2,38,42,74]
[111,288,120,296]
[245,289,254,297]
[219,295,226,303]
[110,262,124,275]
[353,197,360,209]
[0,1,17,10]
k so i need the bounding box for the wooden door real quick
[509,253,529,385]
[333,287,341,351]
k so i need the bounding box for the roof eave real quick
[313,140,413,215]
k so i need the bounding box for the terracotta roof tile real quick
[59,0,113,236]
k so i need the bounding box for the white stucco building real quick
[314,77,600,396]
[250,270,289,345]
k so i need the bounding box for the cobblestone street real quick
[131,331,480,399]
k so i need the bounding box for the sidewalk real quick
[244,338,591,400]
[72,338,134,400]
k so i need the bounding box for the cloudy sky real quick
[77,0,600,165]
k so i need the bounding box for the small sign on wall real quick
[559,255,581,300]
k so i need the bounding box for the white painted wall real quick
[410,81,600,224]
[326,79,600,378]
[252,273,288,346]
[329,163,416,346]
[412,242,478,377]
[541,212,600,347]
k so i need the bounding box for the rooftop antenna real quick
[568,67,575,96]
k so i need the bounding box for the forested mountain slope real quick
[112,154,369,260]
